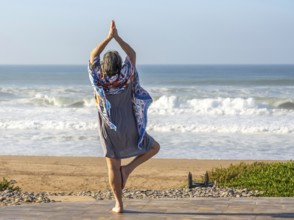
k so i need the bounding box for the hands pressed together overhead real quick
[90,20,136,66]
[107,20,119,40]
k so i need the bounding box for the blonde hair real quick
[101,51,122,77]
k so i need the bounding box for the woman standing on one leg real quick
[88,20,160,213]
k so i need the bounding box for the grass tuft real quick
[207,161,294,196]
[0,177,21,191]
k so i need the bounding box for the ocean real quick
[0,64,293,159]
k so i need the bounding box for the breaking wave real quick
[149,96,294,116]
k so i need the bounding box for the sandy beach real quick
[0,156,282,192]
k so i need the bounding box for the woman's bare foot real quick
[120,166,130,189]
[112,205,123,213]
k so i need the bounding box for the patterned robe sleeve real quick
[88,56,117,130]
[128,58,153,149]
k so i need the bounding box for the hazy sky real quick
[1,0,294,64]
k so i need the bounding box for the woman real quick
[88,20,160,213]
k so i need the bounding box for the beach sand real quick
[0,156,281,192]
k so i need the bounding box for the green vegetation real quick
[0,178,21,191]
[207,161,294,197]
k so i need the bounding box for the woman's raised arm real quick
[89,21,115,65]
[113,22,136,66]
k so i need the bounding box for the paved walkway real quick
[0,198,294,220]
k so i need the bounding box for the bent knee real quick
[152,141,160,153]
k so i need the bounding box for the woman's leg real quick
[121,141,160,189]
[105,157,123,213]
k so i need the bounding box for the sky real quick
[0,0,294,65]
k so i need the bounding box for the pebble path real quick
[0,186,262,206]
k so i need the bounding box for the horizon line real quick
[1,63,294,66]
